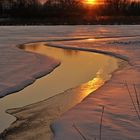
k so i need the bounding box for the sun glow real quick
[85,0,96,5]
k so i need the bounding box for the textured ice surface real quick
[49,26,140,140]
[0,26,63,97]
[0,26,140,140]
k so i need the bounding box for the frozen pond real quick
[0,42,122,133]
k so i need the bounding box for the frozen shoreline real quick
[1,42,123,140]
[50,36,140,140]
[0,54,60,98]
[0,43,60,98]
[0,26,140,140]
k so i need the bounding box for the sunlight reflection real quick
[87,38,96,41]
[78,71,104,100]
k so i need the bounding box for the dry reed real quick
[125,81,140,120]
[99,106,105,140]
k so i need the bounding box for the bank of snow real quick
[0,45,60,98]
[0,26,140,140]
[51,33,140,140]
[0,26,64,98]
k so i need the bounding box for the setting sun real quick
[85,0,96,5]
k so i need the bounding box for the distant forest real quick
[0,0,140,25]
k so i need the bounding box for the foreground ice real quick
[50,30,140,140]
[0,26,140,140]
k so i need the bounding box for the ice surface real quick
[0,27,62,97]
[48,26,140,140]
[0,26,140,140]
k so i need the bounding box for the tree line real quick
[101,0,140,16]
[0,0,84,18]
[0,0,140,22]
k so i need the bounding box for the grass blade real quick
[125,82,140,120]
[133,84,140,112]
[99,106,105,140]
[73,123,88,140]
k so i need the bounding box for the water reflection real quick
[74,69,108,104]
[0,42,121,132]
[78,76,104,99]
[20,44,79,57]
[63,49,78,56]
[87,38,96,41]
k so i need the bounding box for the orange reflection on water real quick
[71,70,104,105]
[87,38,96,41]
[81,77,104,95]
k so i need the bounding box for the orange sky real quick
[40,0,103,4]
[40,0,140,4]
[84,0,103,5]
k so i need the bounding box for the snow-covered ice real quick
[0,26,140,140]
[50,27,140,140]
[0,26,63,97]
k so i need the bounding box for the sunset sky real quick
[40,0,102,3]
[40,0,140,5]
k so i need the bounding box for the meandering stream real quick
[0,42,122,133]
